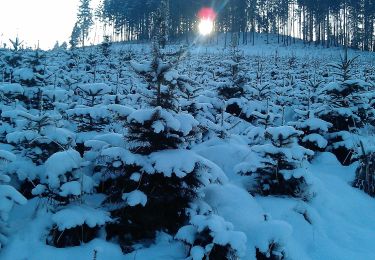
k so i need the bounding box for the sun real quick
[198,18,214,36]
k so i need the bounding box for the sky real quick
[0,0,100,50]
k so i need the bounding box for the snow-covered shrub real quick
[100,36,111,58]
[35,149,94,205]
[66,105,110,134]
[237,126,313,198]
[74,83,112,106]
[226,98,277,128]
[217,36,247,100]
[94,138,223,251]
[126,107,199,155]
[20,50,47,87]
[89,105,221,251]
[353,143,375,197]
[176,214,246,260]
[5,111,72,166]
[0,83,26,106]
[317,79,371,164]
[35,150,102,247]
[0,150,27,249]
[48,206,111,248]
[3,109,73,199]
[316,53,372,164]
[85,52,98,82]
[181,89,227,139]
[130,41,177,111]
[85,41,214,251]
[255,242,286,260]
[41,86,73,111]
[1,48,23,83]
[99,149,203,251]
[293,117,332,153]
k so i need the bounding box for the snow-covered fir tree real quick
[317,53,372,164]
[218,34,247,100]
[75,0,93,47]
[0,150,26,249]
[237,126,314,198]
[34,149,110,248]
[80,34,239,254]
[353,142,375,197]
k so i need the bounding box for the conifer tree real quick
[101,36,111,58]
[70,22,81,49]
[19,50,47,88]
[35,150,109,248]
[176,213,247,259]
[353,142,375,197]
[237,126,313,198]
[317,53,371,164]
[152,0,169,49]
[0,150,27,249]
[2,40,24,83]
[76,0,94,47]
[218,34,247,100]
[86,27,224,252]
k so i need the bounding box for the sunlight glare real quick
[199,19,214,36]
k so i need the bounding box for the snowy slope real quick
[2,145,375,260]
[0,34,375,260]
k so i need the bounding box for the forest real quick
[97,0,375,51]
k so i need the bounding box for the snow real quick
[42,87,72,101]
[31,184,47,196]
[107,104,134,118]
[295,117,333,132]
[67,106,110,119]
[59,181,81,197]
[123,233,186,260]
[127,107,180,132]
[89,133,126,148]
[52,205,111,231]
[174,113,199,135]
[44,150,82,188]
[42,127,76,145]
[190,214,247,256]
[130,60,152,74]
[302,133,328,148]
[266,126,303,140]
[190,246,205,260]
[0,84,24,95]
[147,149,227,184]
[6,130,39,143]
[0,33,375,260]
[0,185,27,212]
[130,172,141,182]
[175,225,197,244]
[14,68,34,81]
[122,190,147,207]
[203,184,293,257]
[6,160,40,181]
[0,150,16,162]
[76,83,112,95]
[252,143,314,161]
[256,153,375,259]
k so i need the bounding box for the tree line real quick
[75,0,375,51]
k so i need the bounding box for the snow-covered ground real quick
[0,34,375,259]
[3,151,375,260]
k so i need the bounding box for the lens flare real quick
[198,7,217,20]
[197,7,216,36]
[198,19,214,36]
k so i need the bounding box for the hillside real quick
[0,37,375,260]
